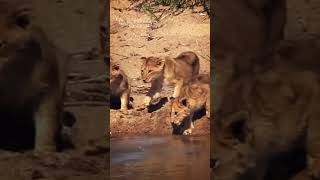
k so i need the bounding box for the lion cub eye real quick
[112,66,119,71]
[15,15,30,29]
[148,70,152,73]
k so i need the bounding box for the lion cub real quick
[0,3,72,152]
[170,73,210,135]
[110,61,131,113]
[140,51,200,107]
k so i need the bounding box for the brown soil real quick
[109,0,210,137]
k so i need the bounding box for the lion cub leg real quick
[205,98,211,118]
[183,111,194,135]
[173,80,184,98]
[120,91,129,114]
[34,93,60,152]
[307,110,320,179]
[143,77,163,107]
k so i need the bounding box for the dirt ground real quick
[109,0,210,137]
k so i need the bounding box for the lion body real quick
[110,61,130,113]
[212,64,320,180]
[140,51,200,107]
[0,2,70,152]
[170,73,210,135]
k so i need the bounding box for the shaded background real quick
[0,0,109,179]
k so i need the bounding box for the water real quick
[110,135,210,180]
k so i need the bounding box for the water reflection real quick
[110,135,210,180]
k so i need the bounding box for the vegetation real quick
[129,0,210,21]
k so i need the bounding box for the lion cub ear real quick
[222,111,251,144]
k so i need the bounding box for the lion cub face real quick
[110,62,121,82]
[0,4,32,57]
[141,56,163,83]
[170,97,189,122]
[212,111,256,180]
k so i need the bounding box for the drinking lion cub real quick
[110,61,131,113]
[170,74,210,135]
[140,51,200,108]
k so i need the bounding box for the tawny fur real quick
[0,2,71,152]
[170,73,210,135]
[140,51,200,107]
[212,64,320,180]
[110,61,131,113]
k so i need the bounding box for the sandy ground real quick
[109,0,210,137]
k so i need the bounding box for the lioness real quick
[212,64,320,180]
[0,2,71,152]
[140,51,200,107]
[170,73,210,135]
[110,61,131,113]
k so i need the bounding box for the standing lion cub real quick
[110,61,131,113]
[140,51,200,108]
[0,2,71,152]
[170,73,210,135]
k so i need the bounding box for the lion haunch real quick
[0,3,70,152]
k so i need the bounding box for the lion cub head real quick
[0,3,33,57]
[110,62,122,81]
[170,97,189,123]
[140,56,164,83]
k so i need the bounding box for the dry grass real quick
[128,0,210,21]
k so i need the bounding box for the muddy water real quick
[110,135,210,180]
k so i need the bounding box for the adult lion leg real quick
[34,92,61,152]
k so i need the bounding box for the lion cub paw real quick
[120,109,128,115]
[183,128,192,135]
[143,96,152,106]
